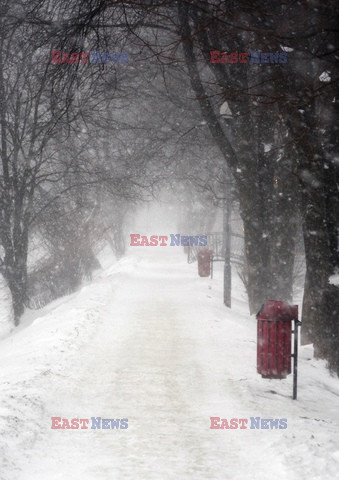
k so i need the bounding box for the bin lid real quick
[257,300,298,321]
[198,249,213,257]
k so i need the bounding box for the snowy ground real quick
[0,247,338,480]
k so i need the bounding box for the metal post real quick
[292,319,301,400]
[210,254,213,279]
[223,182,232,307]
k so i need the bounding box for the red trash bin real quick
[257,301,298,379]
[197,249,212,277]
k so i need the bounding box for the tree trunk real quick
[3,257,28,325]
[240,189,270,314]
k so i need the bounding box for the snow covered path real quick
[1,249,339,479]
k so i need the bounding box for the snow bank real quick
[0,271,118,479]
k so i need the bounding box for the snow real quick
[0,248,338,479]
[220,101,232,118]
[319,71,331,83]
[329,273,339,287]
